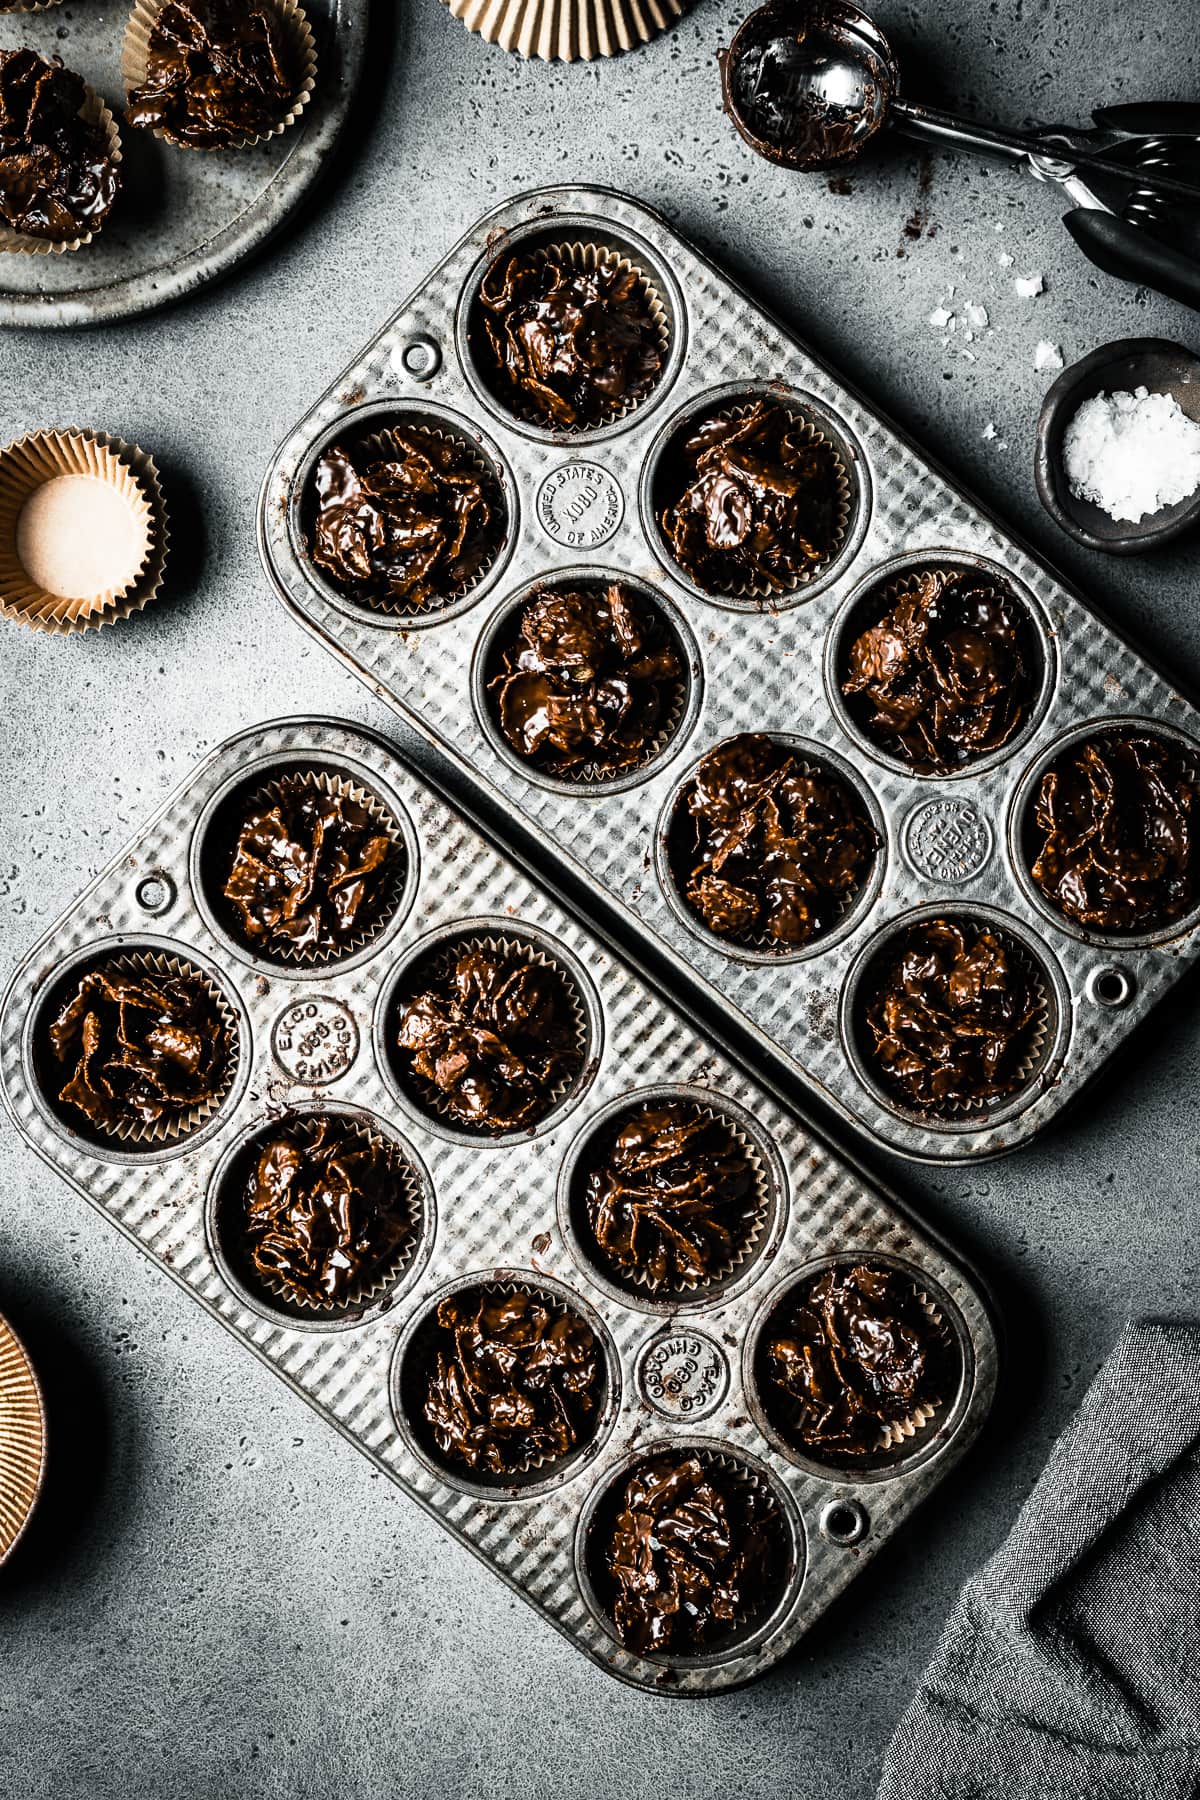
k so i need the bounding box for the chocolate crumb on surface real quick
[126,0,301,150]
[0,49,120,242]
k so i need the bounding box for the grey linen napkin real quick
[878,1320,1200,1800]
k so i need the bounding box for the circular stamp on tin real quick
[637,1329,730,1422]
[536,462,624,550]
[904,797,993,885]
[271,996,359,1085]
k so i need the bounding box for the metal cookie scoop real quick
[721,0,1200,311]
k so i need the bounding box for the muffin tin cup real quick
[0,88,121,256]
[0,429,168,635]
[120,0,318,153]
[391,1270,621,1497]
[0,717,998,1693]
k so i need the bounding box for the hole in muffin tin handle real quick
[820,1499,869,1547]
[397,336,442,381]
[135,871,176,916]
[1085,966,1135,1009]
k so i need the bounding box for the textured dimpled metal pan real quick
[0,719,996,1694]
[257,187,1200,1164]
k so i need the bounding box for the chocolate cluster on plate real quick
[419,1287,603,1477]
[659,398,842,595]
[241,1116,414,1308]
[126,0,302,150]
[600,1454,782,1656]
[395,942,582,1132]
[48,962,228,1136]
[762,1262,957,1464]
[1030,728,1199,934]
[862,917,1044,1113]
[0,49,120,242]
[670,733,878,947]
[222,780,400,960]
[842,566,1038,772]
[307,424,503,612]
[582,1101,757,1291]
[489,582,684,781]
[478,247,664,430]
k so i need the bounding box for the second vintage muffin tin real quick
[258,185,1200,1163]
[0,718,996,1694]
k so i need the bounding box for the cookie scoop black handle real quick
[1090,101,1200,136]
[1064,209,1200,314]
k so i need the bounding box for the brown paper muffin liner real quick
[0,1317,44,1566]
[444,0,687,61]
[398,931,589,1135]
[660,400,853,603]
[0,429,168,635]
[0,87,121,255]
[875,1289,958,1455]
[584,1100,771,1298]
[241,1114,423,1319]
[44,949,239,1149]
[120,0,318,151]
[226,768,408,967]
[0,0,64,13]
[407,1277,607,1480]
[476,238,670,434]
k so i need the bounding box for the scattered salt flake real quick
[964,330,975,344]
[993,221,1005,232]
[947,284,956,297]
[964,302,989,330]
[982,422,998,440]
[961,350,977,363]
[1015,272,1045,298]
[1035,341,1064,374]
[928,305,953,329]
[998,252,1014,267]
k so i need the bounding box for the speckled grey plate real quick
[0,0,367,329]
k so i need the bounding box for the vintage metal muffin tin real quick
[0,718,997,1693]
[258,185,1200,1163]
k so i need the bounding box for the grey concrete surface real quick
[1,2,1199,1796]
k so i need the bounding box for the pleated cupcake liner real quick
[120,0,317,151]
[475,238,671,434]
[443,0,687,61]
[0,87,121,254]
[0,1317,45,1566]
[240,1113,423,1319]
[0,0,64,12]
[0,429,168,635]
[400,931,589,1134]
[659,399,854,602]
[46,949,238,1148]
[227,768,408,968]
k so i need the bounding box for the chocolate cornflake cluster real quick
[222,782,400,959]
[242,1117,413,1308]
[842,567,1037,772]
[583,1102,756,1291]
[763,1263,956,1464]
[659,399,841,595]
[1030,729,1199,934]
[48,964,227,1135]
[862,917,1043,1113]
[602,1454,781,1656]
[478,248,664,430]
[395,944,581,1132]
[420,1287,602,1476]
[0,49,120,243]
[489,582,684,780]
[670,733,878,946]
[126,0,301,150]
[307,425,502,612]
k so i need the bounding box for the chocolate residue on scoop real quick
[602,1454,781,1656]
[222,782,400,959]
[0,49,120,242]
[125,0,301,150]
[489,582,684,780]
[659,398,842,595]
[478,248,664,430]
[1030,729,1200,934]
[420,1287,602,1476]
[242,1116,414,1308]
[48,964,227,1134]
[396,944,582,1132]
[583,1102,756,1291]
[669,733,878,946]
[842,566,1037,772]
[307,425,503,612]
[764,1263,957,1464]
[862,917,1043,1113]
